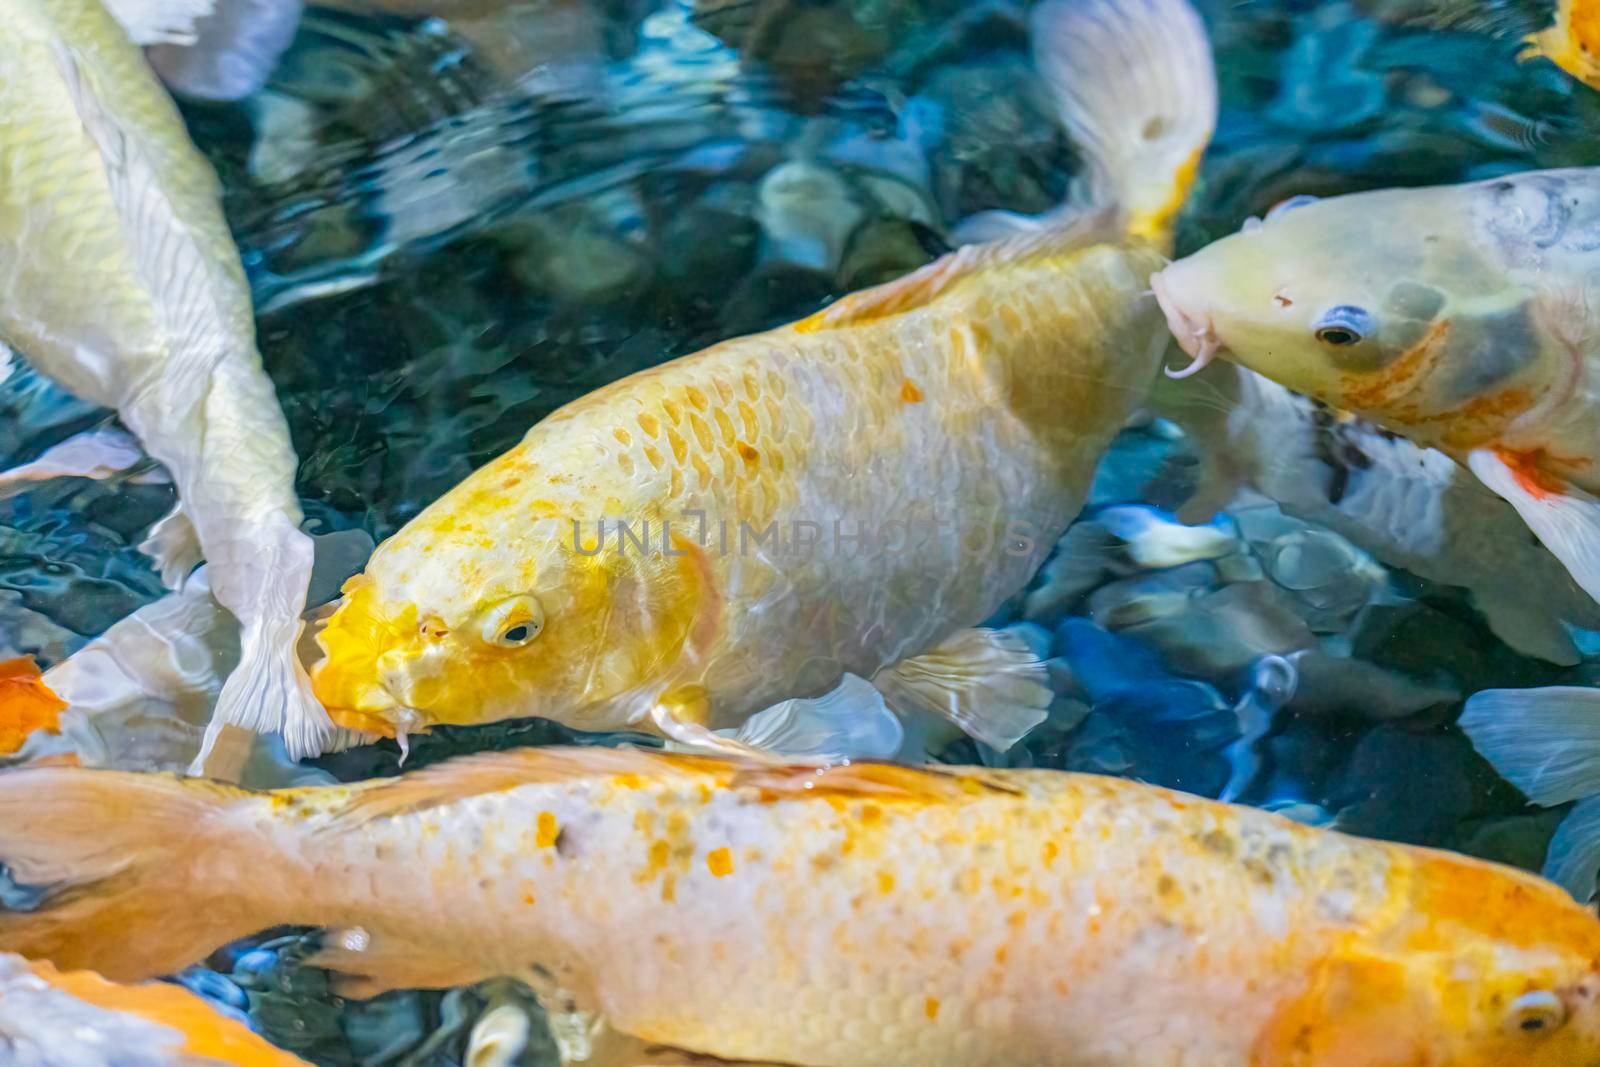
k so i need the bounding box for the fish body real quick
[311,0,1219,756]
[1522,0,1600,91]
[2,748,1599,1066]
[0,0,331,763]
[1151,169,1600,609]
[0,952,307,1066]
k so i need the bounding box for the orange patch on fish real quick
[706,847,734,877]
[900,379,924,404]
[924,996,940,1020]
[1494,447,1569,500]
[535,811,560,848]
[1338,319,1451,411]
[0,656,66,755]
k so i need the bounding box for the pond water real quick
[8,0,1600,1062]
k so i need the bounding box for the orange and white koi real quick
[0,951,307,1066]
[1521,0,1600,91]
[1,747,1597,1066]
[310,0,1218,762]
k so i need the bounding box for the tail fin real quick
[1458,686,1600,805]
[0,768,269,981]
[145,0,304,101]
[1032,0,1218,242]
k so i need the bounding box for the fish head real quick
[1151,188,1552,448]
[310,467,716,741]
[1254,851,1600,1065]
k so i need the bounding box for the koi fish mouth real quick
[325,702,427,762]
[1149,269,1221,379]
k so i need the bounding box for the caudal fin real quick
[0,767,270,980]
[145,0,304,101]
[1032,0,1217,242]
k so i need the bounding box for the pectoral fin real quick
[1468,448,1600,604]
[139,503,204,591]
[872,628,1052,751]
[0,428,153,498]
[1545,794,1600,904]
[1458,686,1600,806]
[727,674,903,762]
[306,926,490,999]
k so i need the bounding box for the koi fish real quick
[310,0,1219,760]
[1521,0,1600,91]
[1150,175,1600,613]
[2,0,333,769]
[0,951,307,1066]
[2,747,1598,1065]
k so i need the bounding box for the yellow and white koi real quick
[310,0,1218,760]
[1,0,333,767]
[1150,174,1600,607]
[2,748,1599,1066]
[1521,0,1600,91]
[0,951,308,1066]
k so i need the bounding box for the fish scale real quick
[5,749,1598,1066]
[309,0,1217,757]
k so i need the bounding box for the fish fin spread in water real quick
[0,658,67,757]
[797,217,1118,332]
[1030,0,1217,242]
[146,0,304,102]
[726,673,904,762]
[0,767,260,980]
[1546,794,1600,904]
[1468,448,1600,604]
[196,516,333,769]
[1458,685,1600,899]
[871,628,1052,752]
[1458,686,1600,806]
[139,502,205,591]
[305,927,491,999]
[98,0,218,45]
[0,427,149,500]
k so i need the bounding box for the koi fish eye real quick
[1505,991,1567,1036]
[479,595,546,648]
[1312,306,1374,347]
[1266,194,1319,221]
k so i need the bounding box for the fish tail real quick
[1031,0,1218,244]
[144,0,304,101]
[0,767,281,981]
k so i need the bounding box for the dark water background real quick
[7,0,1600,1061]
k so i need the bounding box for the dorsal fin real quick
[730,760,1020,802]
[332,746,733,823]
[794,214,1116,333]
[330,746,1018,823]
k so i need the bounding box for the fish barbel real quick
[0,0,333,765]
[1150,173,1600,607]
[0,951,308,1066]
[310,0,1219,759]
[1,748,1598,1066]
